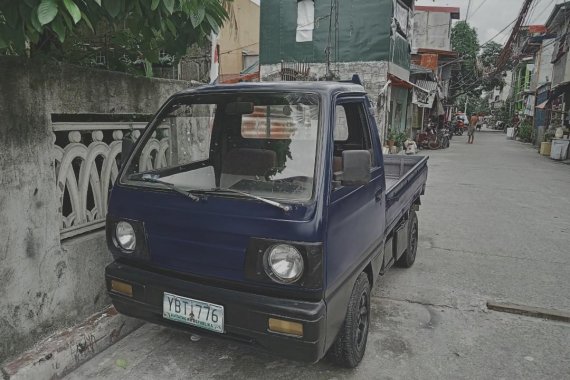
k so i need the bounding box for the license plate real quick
[163,292,224,333]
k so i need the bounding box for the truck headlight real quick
[115,221,136,251]
[265,244,304,283]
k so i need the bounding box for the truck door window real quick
[333,102,376,176]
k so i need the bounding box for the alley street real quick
[66,131,570,380]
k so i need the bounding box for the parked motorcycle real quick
[446,122,454,140]
[454,120,465,136]
[441,127,451,149]
[416,123,447,150]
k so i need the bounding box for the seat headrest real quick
[222,149,277,176]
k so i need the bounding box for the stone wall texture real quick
[0,57,192,362]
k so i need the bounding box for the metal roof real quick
[410,63,434,76]
[416,80,438,93]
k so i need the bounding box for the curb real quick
[487,301,570,323]
[1,306,143,380]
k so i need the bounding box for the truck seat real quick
[333,156,343,173]
[221,148,277,188]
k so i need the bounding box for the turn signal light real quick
[268,318,303,337]
[111,280,133,297]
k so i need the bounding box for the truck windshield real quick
[121,92,320,202]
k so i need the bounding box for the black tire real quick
[396,209,419,268]
[328,272,371,368]
[428,139,441,150]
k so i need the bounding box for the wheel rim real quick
[410,219,418,261]
[355,291,369,350]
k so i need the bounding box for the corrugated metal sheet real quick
[416,80,438,92]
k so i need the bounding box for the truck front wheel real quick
[327,272,371,368]
[396,209,418,268]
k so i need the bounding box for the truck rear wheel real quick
[396,209,418,268]
[327,272,371,368]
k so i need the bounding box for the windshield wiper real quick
[208,187,292,212]
[131,174,202,202]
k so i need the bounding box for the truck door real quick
[326,96,387,291]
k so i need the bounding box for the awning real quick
[389,74,414,89]
[412,80,437,109]
[388,74,439,109]
[412,87,435,108]
[416,80,438,92]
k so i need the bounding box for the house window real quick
[243,54,259,71]
[296,0,315,42]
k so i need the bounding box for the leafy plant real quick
[544,130,555,142]
[450,22,508,106]
[517,121,533,142]
[0,0,233,76]
[394,131,408,147]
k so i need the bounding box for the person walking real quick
[468,113,478,144]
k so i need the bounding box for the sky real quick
[415,0,563,45]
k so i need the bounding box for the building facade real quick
[258,0,415,142]
[545,2,570,134]
[411,6,460,127]
[218,0,260,83]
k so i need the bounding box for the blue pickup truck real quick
[105,79,428,367]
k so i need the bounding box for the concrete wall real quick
[0,57,191,362]
[552,50,569,87]
[533,39,555,89]
[412,11,452,52]
[218,0,260,77]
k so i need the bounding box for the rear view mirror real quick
[225,102,254,115]
[341,150,371,186]
[121,131,136,169]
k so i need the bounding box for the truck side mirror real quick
[341,150,371,186]
[121,132,136,169]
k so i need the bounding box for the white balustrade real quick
[52,122,169,239]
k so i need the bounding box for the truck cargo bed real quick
[383,155,429,234]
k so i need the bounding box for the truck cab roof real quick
[176,81,367,97]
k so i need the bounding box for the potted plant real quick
[386,129,396,148]
[395,131,408,148]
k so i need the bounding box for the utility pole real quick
[465,98,468,114]
[466,0,472,21]
[494,0,534,74]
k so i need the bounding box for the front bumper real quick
[105,261,327,362]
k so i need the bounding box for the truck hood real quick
[108,186,322,283]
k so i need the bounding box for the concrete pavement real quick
[66,131,570,380]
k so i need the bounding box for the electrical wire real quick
[523,0,540,26]
[529,0,555,24]
[466,0,490,21]
[218,42,259,55]
[479,17,518,48]
[466,0,473,21]
[537,31,566,50]
[495,0,535,72]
